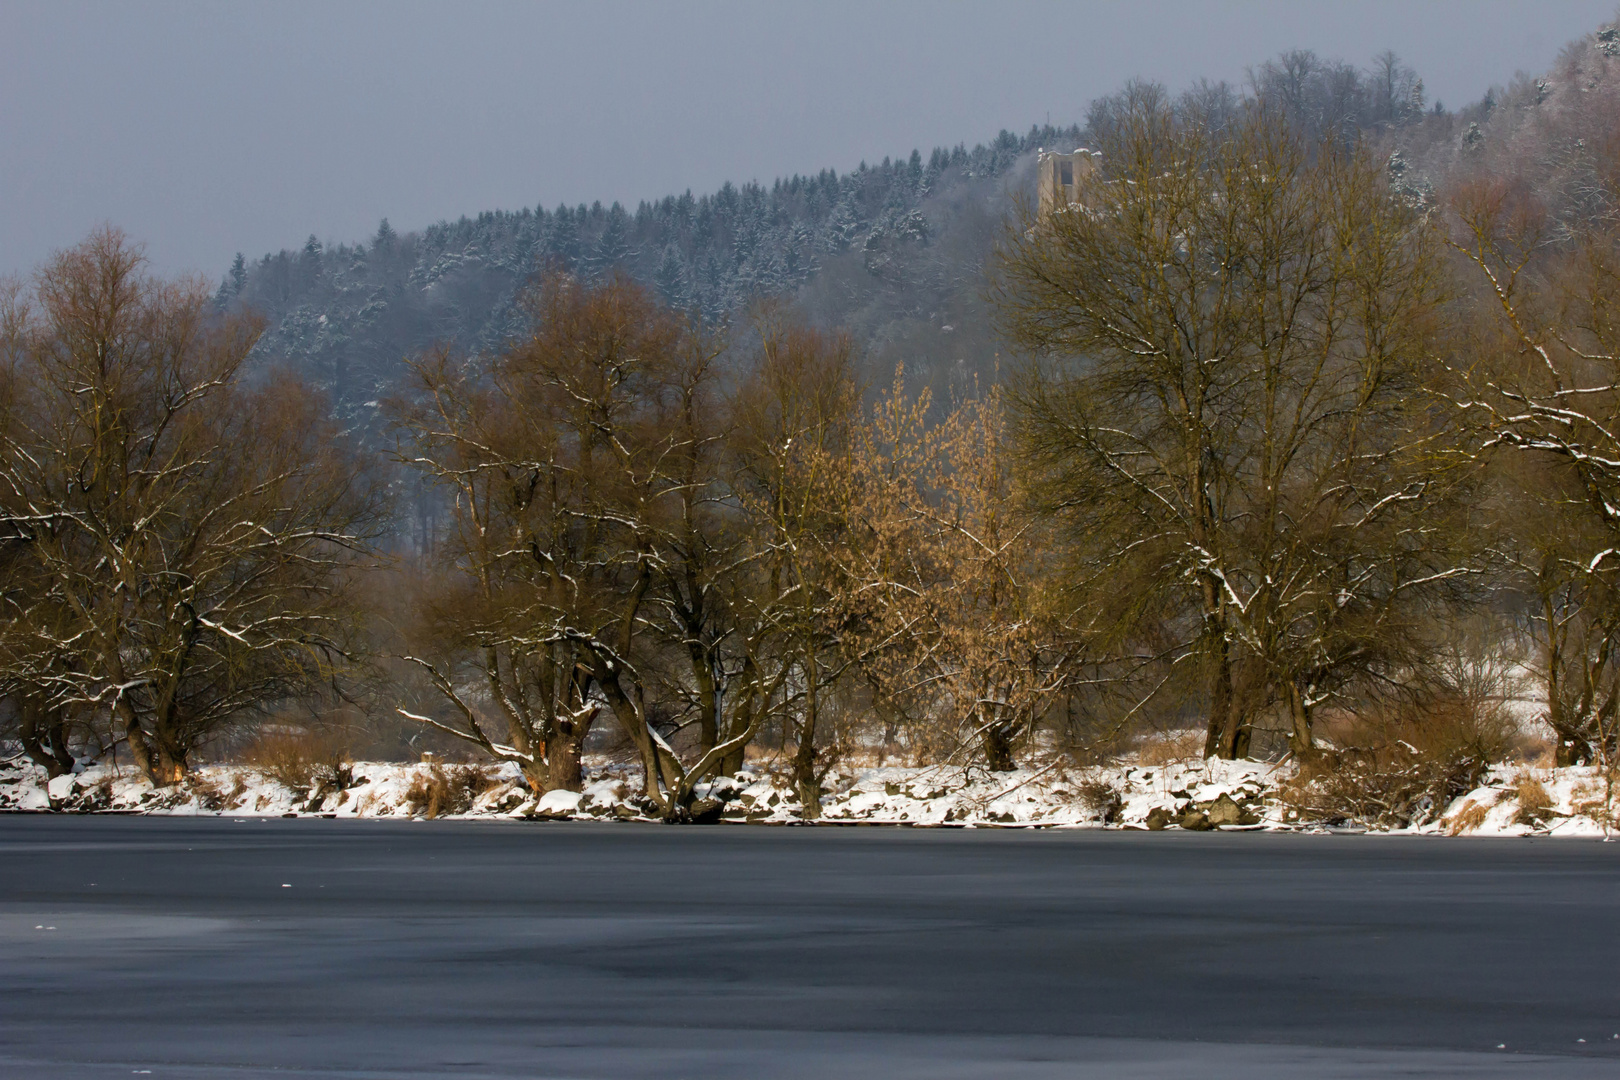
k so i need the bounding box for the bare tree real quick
[0,229,383,785]
[727,311,863,814]
[396,273,772,817]
[1449,176,1620,767]
[390,343,602,793]
[994,98,1471,760]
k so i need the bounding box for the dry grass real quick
[1444,798,1490,835]
[1571,769,1620,830]
[185,775,226,811]
[242,727,354,796]
[405,761,497,818]
[1136,729,1205,766]
[185,774,248,812]
[1513,773,1554,827]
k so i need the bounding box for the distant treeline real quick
[221,125,1080,420]
[213,42,1507,429]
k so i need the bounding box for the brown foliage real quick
[1513,773,1555,827]
[1136,729,1206,767]
[1075,777,1124,823]
[835,370,1065,772]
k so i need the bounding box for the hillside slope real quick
[222,19,1620,421]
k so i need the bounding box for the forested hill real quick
[219,21,1620,422]
[221,125,1078,421]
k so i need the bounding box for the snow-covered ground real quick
[3,753,1616,836]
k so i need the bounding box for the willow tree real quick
[994,92,1471,759]
[0,230,382,784]
[395,273,770,816]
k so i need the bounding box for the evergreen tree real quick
[547,205,581,270]
[586,203,636,280]
[374,218,398,257]
[654,244,689,309]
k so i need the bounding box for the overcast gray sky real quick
[3,0,1616,280]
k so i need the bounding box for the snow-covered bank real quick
[1,755,1615,835]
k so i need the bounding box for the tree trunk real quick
[118,702,163,786]
[793,648,821,818]
[18,700,75,779]
[1545,591,1577,766]
[793,718,820,815]
[1202,633,1234,759]
[596,669,665,806]
[154,740,188,785]
[1229,715,1253,760]
[690,639,718,762]
[1287,680,1313,758]
[982,718,1017,772]
[545,708,595,792]
[718,675,757,777]
[1554,730,1587,768]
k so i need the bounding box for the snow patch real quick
[0,753,1614,836]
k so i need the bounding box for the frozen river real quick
[1,817,1617,1078]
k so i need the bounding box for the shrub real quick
[1075,777,1123,823]
[405,762,496,818]
[1280,691,1502,829]
[243,727,354,796]
[1571,769,1620,831]
[1136,729,1204,766]
[184,774,235,812]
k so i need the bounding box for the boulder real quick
[686,797,724,825]
[1179,809,1213,831]
[1145,806,1173,831]
[1206,793,1243,827]
[534,789,582,820]
[46,773,77,804]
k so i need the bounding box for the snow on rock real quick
[534,789,583,818]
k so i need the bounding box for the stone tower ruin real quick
[1037,148,1098,216]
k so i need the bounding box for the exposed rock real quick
[1179,810,1212,831]
[1206,793,1243,827]
[1146,806,1173,831]
[687,797,724,824]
